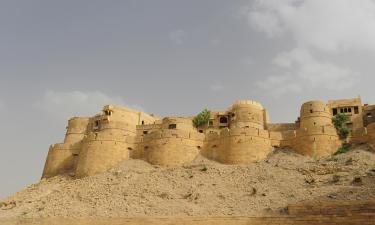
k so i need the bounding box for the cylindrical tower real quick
[42,117,89,178]
[64,117,90,144]
[294,101,341,157]
[143,117,204,166]
[75,117,135,178]
[230,100,266,129]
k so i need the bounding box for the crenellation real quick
[41,97,375,178]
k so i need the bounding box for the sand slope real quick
[1,145,375,218]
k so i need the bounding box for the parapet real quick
[231,100,264,110]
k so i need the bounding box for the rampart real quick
[42,97,375,178]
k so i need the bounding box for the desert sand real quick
[1,145,375,219]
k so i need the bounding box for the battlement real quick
[231,100,264,109]
[42,97,375,178]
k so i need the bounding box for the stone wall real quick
[202,127,272,164]
[293,101,341,157]
[142,117,204,166]
[41,97,375,179]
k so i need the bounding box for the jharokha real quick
[42,96,375,178]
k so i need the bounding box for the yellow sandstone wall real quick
[75,105,158,177]
[202,101,273,164]
[143,117,204,166]
[229,100,266,129]
[293,101,341,158]
[216,127,272,164]
[42,117,89,178]
[42,97,375,179]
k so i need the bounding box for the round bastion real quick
[230,100,265,129]
[143,117,204,166]
[294,101,341,158]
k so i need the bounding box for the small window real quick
[95,121,100,126]
[340,108,344,113]
[141,120,145,125]
[127,147,133,151]
[208,120,214,126]
[313,122,316,126]
[199,130,203,133]
[143,131,148,134]
[144,146,149,150]
[348,108,352,113]
[219,116,228,124]
[332,108,338,115]
[344,108,348,113]
[354,106,359,114]
[310,109,313,113]
[168,124,177,129]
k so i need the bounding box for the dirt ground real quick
[1,144,375,219]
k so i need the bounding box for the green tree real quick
[192,109,211,127]
[332,113,351,139]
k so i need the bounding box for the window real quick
[208,120,214,126]
[310,110,313,113]
[332,108,338,115]
[104,110,112,116]
[219,116,228,124]
[344,108,348,113]
[143,131,148,134]
[348,108,352,113]
[354,106,359,114]
[141,120,145,125]
[168,124,177,129]
[95,121,100,127]
[340,108,344,113]
[199,130,203,133]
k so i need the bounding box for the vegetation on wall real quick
[192,109,211,127]
[334,144,351,155]
[332,113,351,139]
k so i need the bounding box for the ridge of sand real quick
[1,145,375,218]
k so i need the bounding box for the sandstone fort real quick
[42,96,375,178]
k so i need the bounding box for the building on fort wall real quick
[42,96,375,179]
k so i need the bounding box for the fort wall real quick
[215,127,273,164]
[142,117,204,166]
[229,100,266,129]
[293,101,341,157]
[41,97,375,179]
[42,117,89,178]
[74,105,159,177]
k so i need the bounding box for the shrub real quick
[332,113,349,128]
[332,113,351,139]
[334,144,351,155]
[192,109,210,127]
[338,127,350,139]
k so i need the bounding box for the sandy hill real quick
[1,145,375,219]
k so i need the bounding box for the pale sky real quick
[1,0,375,198]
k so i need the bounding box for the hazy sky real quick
[1,0,375,198]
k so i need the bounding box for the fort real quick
[42,96,375,178]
